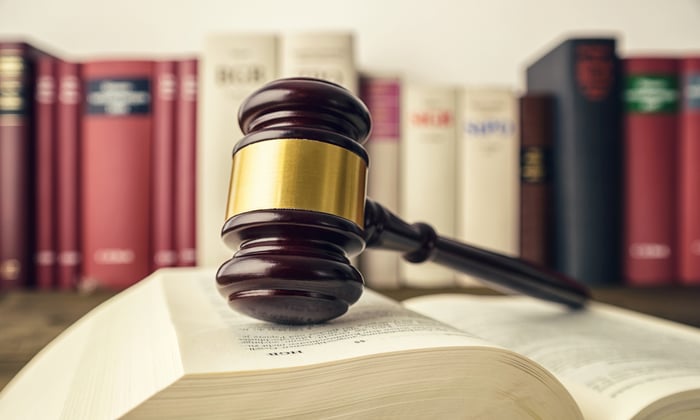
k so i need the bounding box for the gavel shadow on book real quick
[216,77,590,325]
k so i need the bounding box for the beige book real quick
[359,73,402,289]
[279,31,357,94]
[196,33,278,268]
[399,83,457,287]
[277,30,359,270]
[455,88,520,287]
[4,268,699,419]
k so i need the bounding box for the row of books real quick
[0,31,359,292]
[196,31,559,292]
[3,33,699,292]
[527,38,700,288]
[196,32,533,291]
[359,78,521,290]
[0,41,198,291]
[362,37,700,289]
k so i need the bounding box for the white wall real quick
[1,0,699,89]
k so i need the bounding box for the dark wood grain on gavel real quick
[216,77,590,325]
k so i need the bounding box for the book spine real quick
[81,60,153,290]
[278,29,358,277]
[526,38,623,285]
[174,58,198,267]
[0,43,34,289]
[197,34,278,267]
[623,58,679,285]
[678,57,700,284]
[455,88,519,287]
[152,60,178,270]
[358,74,401,289]
[56,61,82,290]
[34,56,58,290]
[399,84,456,287]
[518,94,554,268]
[279,31,357,94]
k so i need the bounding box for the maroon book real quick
[174,58,197,267]
[56,61,82,290]
[622,57,679,285]
[81,60,153,290]
[152,60,178,270]
[518,93,554,269]
[0,42,51,290]
[34,56,58,289]
[678,57,700,284]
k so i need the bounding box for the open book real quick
[1,268,698,419]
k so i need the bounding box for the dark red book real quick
[81,60,153,290]
[0,42,51,290]
[56,61,82,290]
[518,93,554,268]
[678,57,700,284]
[152,60,177,270]
[34,56,58,289]
[174,58,197,267]
[623,58,679,285]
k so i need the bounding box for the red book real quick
[34,56,58,289]
[0,42,51,289]
[152,60,177,270]
[81,60,153,290]
[519,93,554,268]
[56,61,82,290]
[622,57,679,285]
[174,58,197,267]
[678,57,700,284]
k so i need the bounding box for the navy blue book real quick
[526,37,622,285]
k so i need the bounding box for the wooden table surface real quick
[1,286,699,392]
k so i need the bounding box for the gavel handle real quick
[363,199,590,308]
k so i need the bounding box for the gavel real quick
[216,77,589,325]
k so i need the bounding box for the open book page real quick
[160,268,498,372]
[403,294,700,420]
[138,268,582,419]
[1,268,584,419]
[0,277,184,420]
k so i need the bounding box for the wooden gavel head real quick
[216,77,372,325]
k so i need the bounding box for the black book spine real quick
[526,38,622,285]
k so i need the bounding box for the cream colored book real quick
[3,268,699,419]
[279,31,357,94]
[196,33,278,268]
[399,83,457,288]
[455,88,520,287]
[359,73,402,289]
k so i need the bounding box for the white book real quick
[4,267,700,419]
[196,33,278,268]
[359,73,402,289]
[399,83,457,287]
[279,31,357,94]
[455,88,520,287]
